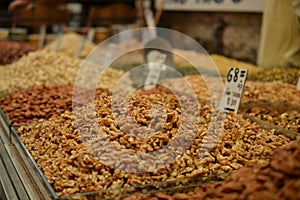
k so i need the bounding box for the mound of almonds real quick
[0,85,110,126]
[0,49,127,97]
[120,139,300,200]
[17,88,295,197]
[46,32,96,58]
[249,67,300,85]
[0,40,40,65]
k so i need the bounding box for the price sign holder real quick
[297,77,300,90]
[220,67,248,114]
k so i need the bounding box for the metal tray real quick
[0,108,228,200]
[0,109,58,200]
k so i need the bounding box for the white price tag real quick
[220,67,248,114]
[144,63,163,90]
[54,31,62,52]
[75,36,86,58]
[147,50,167,64]
[144,50,167,90]
[297,77,300,90]
[38,25,46,48]
[87,28,95,42]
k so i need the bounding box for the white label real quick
[144,50,167,90]
[38,25,46,48]
[54,31,62,52]
[220,67,248,114]
[147,50,167,63]
[156,0,265,12]
[87,28,95,42]
[297,77,300,90]
[144,63,163,90]
[75,36,86,58]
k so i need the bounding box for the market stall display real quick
[16,88,295,198]
[0,33,299,200]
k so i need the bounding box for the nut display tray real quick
[0,108,228,200]
[1,97,300,200]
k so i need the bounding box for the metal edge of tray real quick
[0,108,58,200]
[60,173,230,200]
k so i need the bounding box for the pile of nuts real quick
[210,54,262,76]
[241,106,300,133]
[162,75,300,104]
[0,40,39,65]
[17,88,294,197]
[0,43,298,200]
[0,49,126,97]
[0,85,110,126]
[46,32,96,58]
[119,139,300,200]
[242,81,300,105]
[249,67,300,85]
[172,50,261,76]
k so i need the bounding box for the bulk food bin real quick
[0,108,228,200]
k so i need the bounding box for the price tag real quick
[144,50,167,90]
[146,50,167,64]
[54,25,63,52]
[87,28,95,42]
[297,77,300,90]
[75,36,86,58]
[144,63,163,90]
[38,25,46,48]
[220,67,248,114]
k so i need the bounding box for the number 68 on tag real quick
[220,67,248,114]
